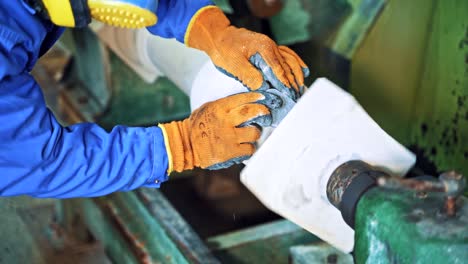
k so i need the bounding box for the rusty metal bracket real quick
[378,171,466,217]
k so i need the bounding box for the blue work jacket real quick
[0,0,212,198]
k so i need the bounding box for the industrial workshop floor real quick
[0,177,279,264]
[0,197,112,264]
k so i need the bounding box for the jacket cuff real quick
[142,126,169,188]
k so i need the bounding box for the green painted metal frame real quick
[207,220,320,263]
[409,0,468,175]
[331,0,386,59]
[58,27,191,127]
[0,197,51,264]
[290,243,353,264]
[98,54,190,128]
[354,188,468,263]
[77,190,219,264]
[348,0,468,178]
[70,28,112,108]
[74,190,325,264]
[137,189,219,263]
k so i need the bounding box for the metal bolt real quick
[440,171,465,197]
[378,170,465,217]
[445,197,457,217]
[440,171,465,217]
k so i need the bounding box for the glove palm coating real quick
[186,7,310,101]
[159,92,280,173]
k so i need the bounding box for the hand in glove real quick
[185,6,309,101]
[159,91,281,173]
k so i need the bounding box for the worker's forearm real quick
[146,0,214,43]
[0,74,168,198]
[0,2,168,198]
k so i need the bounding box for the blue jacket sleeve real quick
[146,0,214,43]
[0,2,169,198]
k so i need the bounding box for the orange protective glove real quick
[159,91,281,173]
[185,6,309,101]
